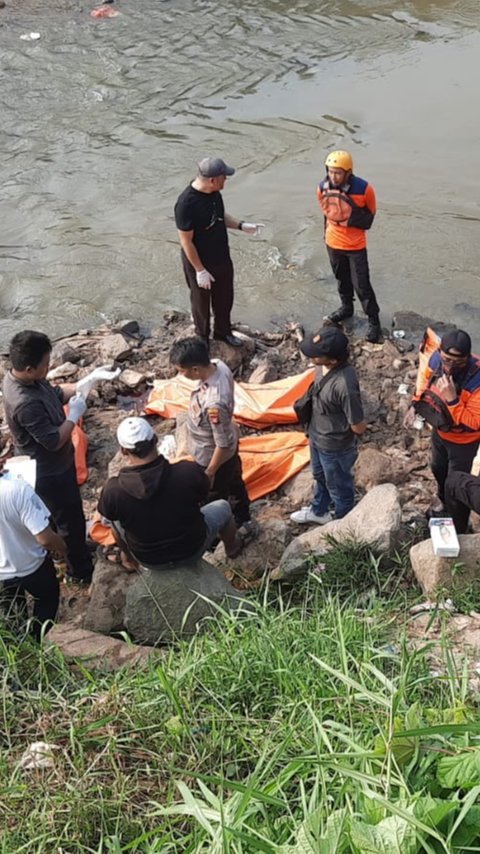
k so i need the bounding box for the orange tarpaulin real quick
[89,431,311,548]
[63,406,88,485]
[144,369,315,428]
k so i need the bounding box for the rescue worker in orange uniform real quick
[317,150,381,343]
[404,329,480,523]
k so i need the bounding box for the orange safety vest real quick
[317,175,376,251]
[414,329,480,444]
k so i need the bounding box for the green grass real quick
[1,547,480,852]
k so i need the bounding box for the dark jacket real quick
[98,456,209,565]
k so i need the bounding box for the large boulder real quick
[354,447,416,491]
[410,534,480,598]
[282,468,313,508]
[207,517,291,583]
[83,556,137,634]
[47,624,155,671]
[272,483,402,581]
[124,559,246,644]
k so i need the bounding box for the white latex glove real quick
[241,222,265,236]
[196,269,215,290]
[67,394,87,425]
[76,365,121,399]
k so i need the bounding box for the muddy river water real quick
[1,0,480,345]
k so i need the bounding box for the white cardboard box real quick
[429,517,460,558]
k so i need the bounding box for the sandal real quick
[97,546,138,571]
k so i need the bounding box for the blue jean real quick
[310,441,358,519]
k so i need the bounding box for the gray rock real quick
[282,468,313,508]
[47,362,79,381]
[354,447,403,491]
[47,624,155,671]
[50,342,82,367]
[108,449,124,478]
[119,368,146,388]
[115,319,140,337]
[272,483,401,581]
[84,556,137,634]
[410,534,480,598]
[100,334,132,363]
[124,559,247,644]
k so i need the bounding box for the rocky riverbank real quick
[0,309,470,652]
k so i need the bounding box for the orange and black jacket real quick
[317,174,376,251]
[414,350,480,444]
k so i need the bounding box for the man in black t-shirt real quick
[174,156,264,348]
[98,417,245,568]
[3,330,93,583]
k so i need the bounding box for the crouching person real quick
[0,458,66,641]
[97,417,244,569]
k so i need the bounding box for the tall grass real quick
[1,553,479,852]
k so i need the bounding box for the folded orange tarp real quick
[144,369,315,428]
[239,430,309,500]
[89,430,311,547]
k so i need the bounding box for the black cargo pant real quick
[182,253,234,340]
[207,452,250,527]
[445,471,480,534]
[1,556,59,641]
[326,246,380,320]
[431,430,479,507]
[36,463,93,581]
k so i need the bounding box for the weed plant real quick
[1,546,480,852]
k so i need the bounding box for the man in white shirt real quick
[0,465,66,640]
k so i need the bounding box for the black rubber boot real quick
[327,303,354,324]
[365,317,382,343]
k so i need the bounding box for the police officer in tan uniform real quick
[169,337,252,532]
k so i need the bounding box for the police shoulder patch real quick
[207,406,220,424]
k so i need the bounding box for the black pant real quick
[326,246,380,319]
[182,253,234,339]
[1,556,59,641]
[431,431,479,505]
[207,452,250,526]
[445,470,480,534]
[36,463,93,580]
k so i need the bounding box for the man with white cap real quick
[174,156,264,348]
[97,417,245,568]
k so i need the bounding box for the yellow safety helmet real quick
[325,150,353,171]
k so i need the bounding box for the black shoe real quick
[213,334,243,348]
[326,304,354,324]
[365,318,382,343]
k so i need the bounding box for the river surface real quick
[1,0,480,345]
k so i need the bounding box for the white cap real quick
[117,417,155,450]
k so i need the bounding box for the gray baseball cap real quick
[197,157,235,178]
